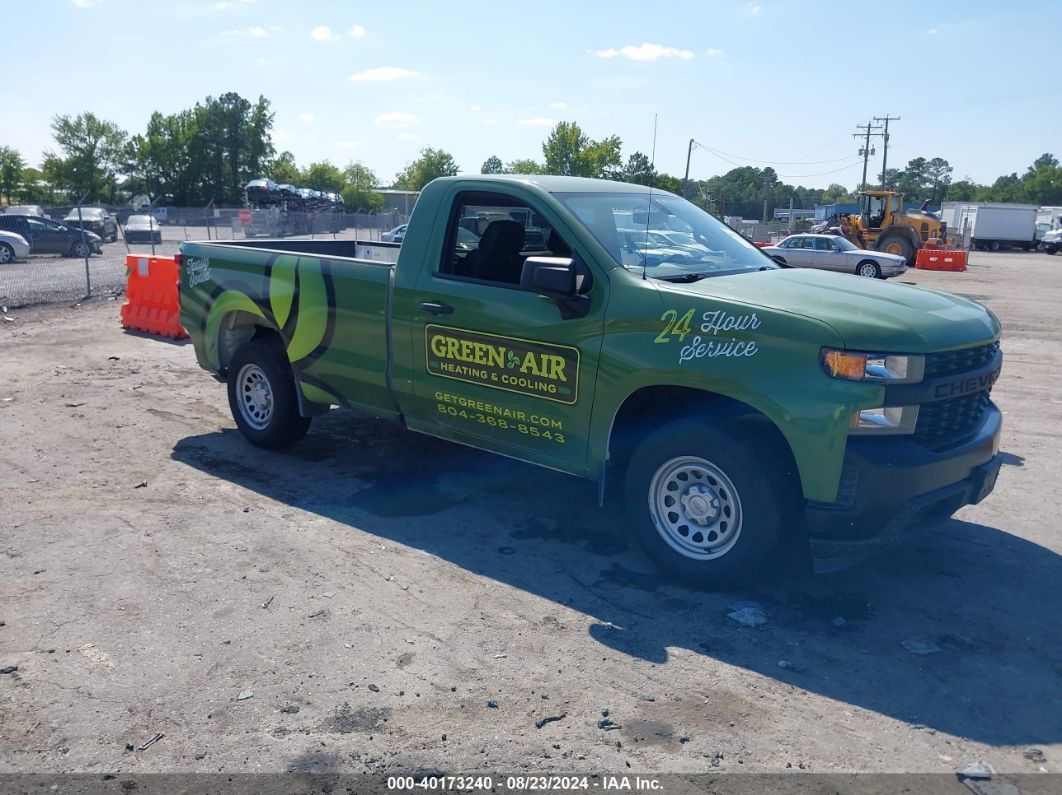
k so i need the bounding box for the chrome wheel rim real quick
[0,245,11,264]
[858,262,878,277]
[237,363,274,431]
[648,456,743,561]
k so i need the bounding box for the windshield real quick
[833,237,857,251]
[557,192,776,280]
[66,208,102,218]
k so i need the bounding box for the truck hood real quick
[665,268,999,352]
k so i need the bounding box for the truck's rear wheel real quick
[227,339,311,449]
[624,418,790,587]
[878,234,915,266]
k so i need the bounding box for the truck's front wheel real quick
[227,339,311,449]
[625,419,789,586]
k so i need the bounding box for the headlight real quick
[850,405,919,434]
[822,349,924,383]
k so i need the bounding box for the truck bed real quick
[200,238,401,264]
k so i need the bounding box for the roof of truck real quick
[433,174,665,195]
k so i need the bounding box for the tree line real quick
[1,96,1060,217]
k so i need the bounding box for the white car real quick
[381,224,407,243]
[762,234,908,279]
[0,229,30,264]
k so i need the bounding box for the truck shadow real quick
[171,412,1061,747]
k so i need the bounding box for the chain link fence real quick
[0,204,408,309]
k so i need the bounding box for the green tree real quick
[614,151,655,186]
[541,122,622,178]
[302,161,346,192]
[821,183,858,204]
[189,93,275,204]
[944,178,981,201]
[394,147,460,191]
[271,151,302,185]
[480,155,503,174]
[125,109,199,205]
[341,161,383,211]
[0,146,25,204]
[926,157,953,204]
[505,158,542,174]
[44,112,129,201]
[1022,153,1062,204]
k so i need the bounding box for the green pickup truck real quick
[178,175,1003,584]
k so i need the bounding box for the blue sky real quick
[7,0,1059,188]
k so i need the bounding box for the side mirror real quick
[521,256,576,299]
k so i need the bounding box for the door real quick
[783,236,812,267]
[402,189,608,475]
[26,217,70,255]
[812,236,847,272]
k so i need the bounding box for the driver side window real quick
[438,193,590,293]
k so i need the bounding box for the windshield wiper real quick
[656,272,710,283]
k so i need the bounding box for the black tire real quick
[624,417,794,587]
[877,233,915,266]
[226,338,311,449]
[70,240,91,258]
[989,241,1001,252]
[0,242,14,265]
[1045,245,1058,255]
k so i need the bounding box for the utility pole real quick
[853,121,884,193]
[874,114,900,190]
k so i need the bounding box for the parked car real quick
[0,229,31,264]
[381,224,407,243]
[762,234,907,279]
[0,214,101,257]
[124,214,162,244]
[4,204,47,217]
[63,207,118,242]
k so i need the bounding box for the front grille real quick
[914,392,992,448]
[923,341,999,378]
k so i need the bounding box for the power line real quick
[853,121,884,192]
[693,143,860,166]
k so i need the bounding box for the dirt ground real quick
[0,252,1059,779]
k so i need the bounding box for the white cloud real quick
[926,27,938,34]
[333,141,360,149]
[225,25,270,37]
[744,2,763,15]
[350,24,366,38]
[72,0,98,8]
[592,43,695,61]
[704,48,725,58]
[550,101,568,109]
[210,0,256,9]
[469,105,481,112]
[397,133,422,142]
[310,25,338,41]
[350,66,418,82]
[297,112,315,123]
[373,112,421,128]
[517,117,557,126]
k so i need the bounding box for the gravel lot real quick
[0,252,1059,780]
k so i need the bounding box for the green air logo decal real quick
[425,325,579,405]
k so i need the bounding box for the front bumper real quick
[807,403,1001,567]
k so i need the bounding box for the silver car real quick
[763,234,907,279]
[381,224,407,243]
[0,229,30,264]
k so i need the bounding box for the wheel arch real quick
[601,385,802,503]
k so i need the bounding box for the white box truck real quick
[941,202,1039,251]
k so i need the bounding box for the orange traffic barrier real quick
[915,248,967,272]
[120,254,188,339]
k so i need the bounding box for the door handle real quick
[419,301,453,316]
